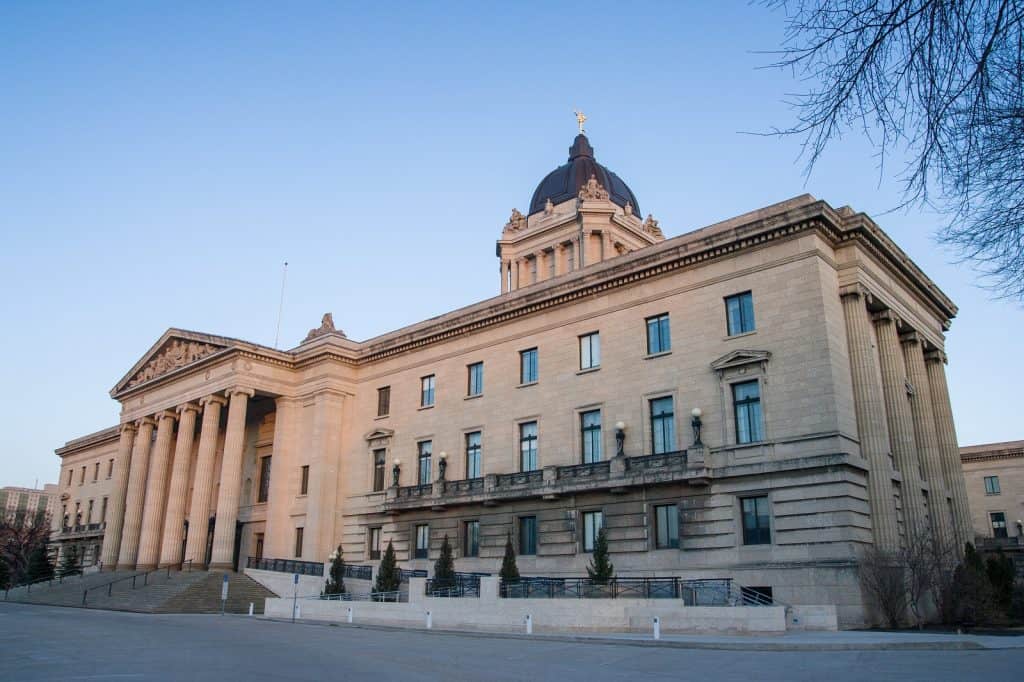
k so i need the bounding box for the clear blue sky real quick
[1,2,1020,488]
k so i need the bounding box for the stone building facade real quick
[52,427,120,567]
[56,132,971,626]
[960,440,1024,544]
[0,484,58,527]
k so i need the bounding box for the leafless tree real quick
[858,545,909,627]
[763,1,1024,299]
[0,511,53,586]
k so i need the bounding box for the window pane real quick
[650,397,675,454]
[421,375,435,407]
[647,314,671,354]
[519,516,537,555]
[466,431,482,478]
[468,363,483,396]
[416,524,429,558]
[991,512,1007,538]
[655,504,679,549]
[583,511,603,552]
[257,456,272,503]
[521,348,538,384]
[418,441,432,485]
[465,521,480,557]
[726,292,755,335]
[581,410,602,463]
[733,381,763,444]
[520,422,538,471]
[377,386,390,416]
[580,333,600,369]
[741,496,771,545]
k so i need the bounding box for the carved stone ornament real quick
[544,197,554,216]
[642,214,664,238]
[624,201,634,217]
[613,241,628,255]
[304,312,346,342]
[127,340,222,387]
[578,174,609,201]
[503,208,527,234]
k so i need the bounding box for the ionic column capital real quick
[871,309,902,327]
[135,416,157,429]
[176,402,201,416]
[199,394,228,408]
[839,283,874,305]
[119,421,137,436]
[224,386,255,400]
[154,410,177,422]
[899,330,922,346]
[924,349,948,365]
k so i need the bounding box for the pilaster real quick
[302,389,346,562]
[264,396,300,559]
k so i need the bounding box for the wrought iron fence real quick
[425,572,489,598]
[246,556,324,577]
[499,577,773,605]
[398,568,428,582]
[343,564,373,581]
[317,590,407,602]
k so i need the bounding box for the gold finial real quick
[574,109,587,135]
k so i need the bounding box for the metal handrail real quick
[316,590,407,602]
[4,570,85,599]
[498,576,776,605]
[81,565,174,606]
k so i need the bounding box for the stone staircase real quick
[4,569,277,614]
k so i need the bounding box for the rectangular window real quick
[519,516,537,555]
[646,313,671,355]
[990,512,1008,538]
[465,432,482,478]
[257,455,272,503]
[984,476,1001,495]
[377,386,390,417]
[467,362,484,396]
[464,520,480,558]
[93,462,100,482]
[294,527,304,558]
[418,441,433,485]
[650,397,676,454]
[372,450,386,492]
[583,510,604,552]
[725,291,755,335]
[415,524,429,559]
[520,348,538,384]
[580,410,602,464]
[567,242,575,271]
[80,466,85,485]
[579,332,600,370]
[368,527,381,560]
[299,465,310,496]
[741,496,771,545]
[86,499,94,524]
[100,497,108,523]
[519,421,538,472]
[655,504,680,549]
[107,459,114,478]
[420,375,435,407]
[733,380,764,444]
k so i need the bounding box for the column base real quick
[135,563,157,572]
[115,563,137,572]
[102,564,120,572]
[207,562,235,572]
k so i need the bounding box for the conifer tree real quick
[433,534,456,590]
[499,533,519,583]
[59,545,81,578]
[27,541,54,582]
[324,544,346,595]
[373,540,400,599]
[0,558,10,590]
[586,527,614,584]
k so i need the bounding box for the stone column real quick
[183,394,226,567]
[136,411,177,570]
[925,350,973,549]
[158,402,199,567]
[872,311,929,536]
[264,396,299,560]
[901,333,954,547]
[511,258,520,290]
[99,422,136,571]
[116,416,156,570]
[500,259,510,293]
[209,387,254,570]
[303,390,346,562]
[840,287,899,552]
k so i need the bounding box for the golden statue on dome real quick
[574,109,587,135]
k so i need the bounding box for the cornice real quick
[55,426,120,457]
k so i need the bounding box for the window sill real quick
[644,351,672,360]
[985,492,1001,496]
[296,494,308,499]
[418,404,435,411]
[374,414,390,421]
[724,330,757,341]
[516,381,538,389]
[464,394,483,401]
[576,366,601,376]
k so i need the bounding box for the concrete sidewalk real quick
[265,615,1024,651]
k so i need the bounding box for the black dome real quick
[528,134,640,216]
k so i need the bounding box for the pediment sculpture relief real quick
[128,340,222,387]
[578,174,609,201]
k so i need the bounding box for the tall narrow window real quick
[741,496,771,545]
[300,465,310,495]
[655,504,679,549]
[733,380,764,444]
[415,524,429,559]
[579,332,600,370]
[580,410,602,463]
[547,251,555,279]
[725,291,755,335]
[377,386,391,417]
[66,469,72,486]
[520,348,538,384]
[566,242,575,271]
[80,466,86,485]
[529,256,538,284]
[86,500,94,524]
[93,462,100,482]
[650,397,676,454]
[464,520,480,558]
[467,362,484,396]
[418,441,433,485]
[107,459,114,478]
[519,422,538,471]
[984,476,1001,495]
[372,450,386,492]
[583,510,604,552]
[257,455,272,503]
[421,375,435,407]
[294,527,304,558]
[519,516,537,555]
[100,497,108,523]
[990,512,1008,538]
[646,314,672,355]
[368,527,381,560]
[465,431,482,478]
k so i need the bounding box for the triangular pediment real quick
[112,329,232,395]
[364,428,395,441]
[710,349,771,372]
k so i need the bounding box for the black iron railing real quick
[398,568,428,582]
[343,564,372,581]
[246,556,324,576]
[425,572,489,598]
[498,577,772,605]
[82,565,175,606]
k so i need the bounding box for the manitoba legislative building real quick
[54,131,972,627]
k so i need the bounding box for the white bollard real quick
[296,603,301,619]
[525,613,533,635]
[248,602,254,616]
[426,610,432,629]
[653,616,660,640]
[347,607,353,624]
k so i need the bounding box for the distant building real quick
[960,440,1024,546]
[0,483,58,527]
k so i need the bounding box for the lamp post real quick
[392,459,401,487]
[690,408,703,446]
[614,421,626,457]
[438,452,447,481]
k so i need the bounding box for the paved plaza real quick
[1,603,1022,681]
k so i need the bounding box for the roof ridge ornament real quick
[304,312,346,342]
[574,108,587,135]
[642,214,664,238]
[503,208,527,234]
